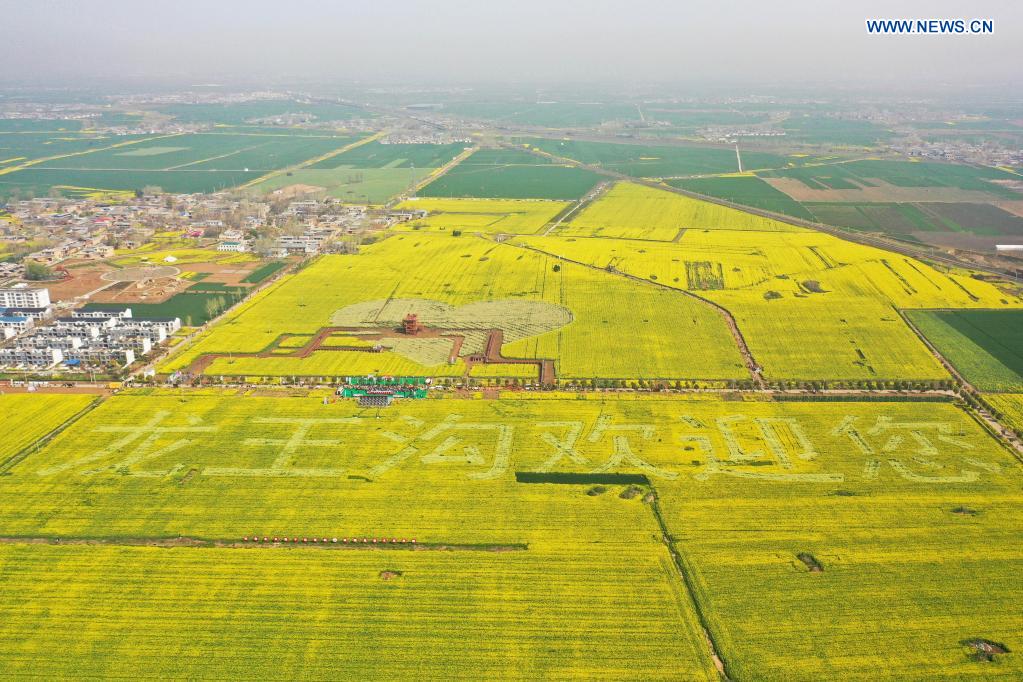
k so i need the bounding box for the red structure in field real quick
[402,313,421,335]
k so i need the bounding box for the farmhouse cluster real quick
[0,285,179,370]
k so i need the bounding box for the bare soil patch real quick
[619,485,644,500]
[963,638,1010,662]
[42,262,116,302]
[272,183,327,199]
[379,570,404,580]
[997,200,1023,219]
[103,265,180,282]
[797,552,824,572]
[91,273,190,304]
[911,231,1009,252]
[184,260,261,286]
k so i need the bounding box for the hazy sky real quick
[1,0,1020,87]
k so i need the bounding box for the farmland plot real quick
[0,394,1019,679]
[34,132,360,171]
[669,176,815,221]
[653,397,1023,680]
[986,394,1023,433]
[0,394,96,464]
[251,141,467,203]
[307,141,466,169]
[419,149,602,200]
[907,310,1023,391]
[759,159,1021,200]
[2,132,362,195]
[557,182,803,240]
[162,234,746,381]
[0,541,715,680]
[393,198,569,235]
[519,223,1022,382]
[521,138,789,177]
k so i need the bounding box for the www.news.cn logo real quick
[866,19,993,34]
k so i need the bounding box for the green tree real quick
[24,261,53,280]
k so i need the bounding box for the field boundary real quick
[514,139,1022,279]
[899,308,1023,459]
[506,239,764,387]
[0,396,104,473]
[648,488,732,680]
[0,535,528,552]
[0,133,186,178]
[401,145,479,202]
[239,130,385,189]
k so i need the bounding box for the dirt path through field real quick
[506,240,765,388]
[0,536,528,552]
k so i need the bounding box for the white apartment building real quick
[0,315,34,333]
[0,347,63,368]
[72,308,134,320]
[217,240,251,253]
[0,286,51,309]
[62,347,134,368]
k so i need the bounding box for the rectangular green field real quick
[242,260,289,283]
[83,289,248,327]
[0,132,364,196]
[419,149,603,200]
[34,132,360,171]
[0,119,85,133]
[0,132,150,169]
[521,138,789,177]
[780,117,894,146]
[668,176,815,221]
[308,141,466,169]
[916,202,1023,236]
[907,310,1023,391]
[0,167,260,195]
[250,167,432,204]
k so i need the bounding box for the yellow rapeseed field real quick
[162,233,747,381]
[558,182,803,240]
[394,198,569,235]
[518,223,1023,381]
[1,393,1019,678]
[0,393,96,465]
